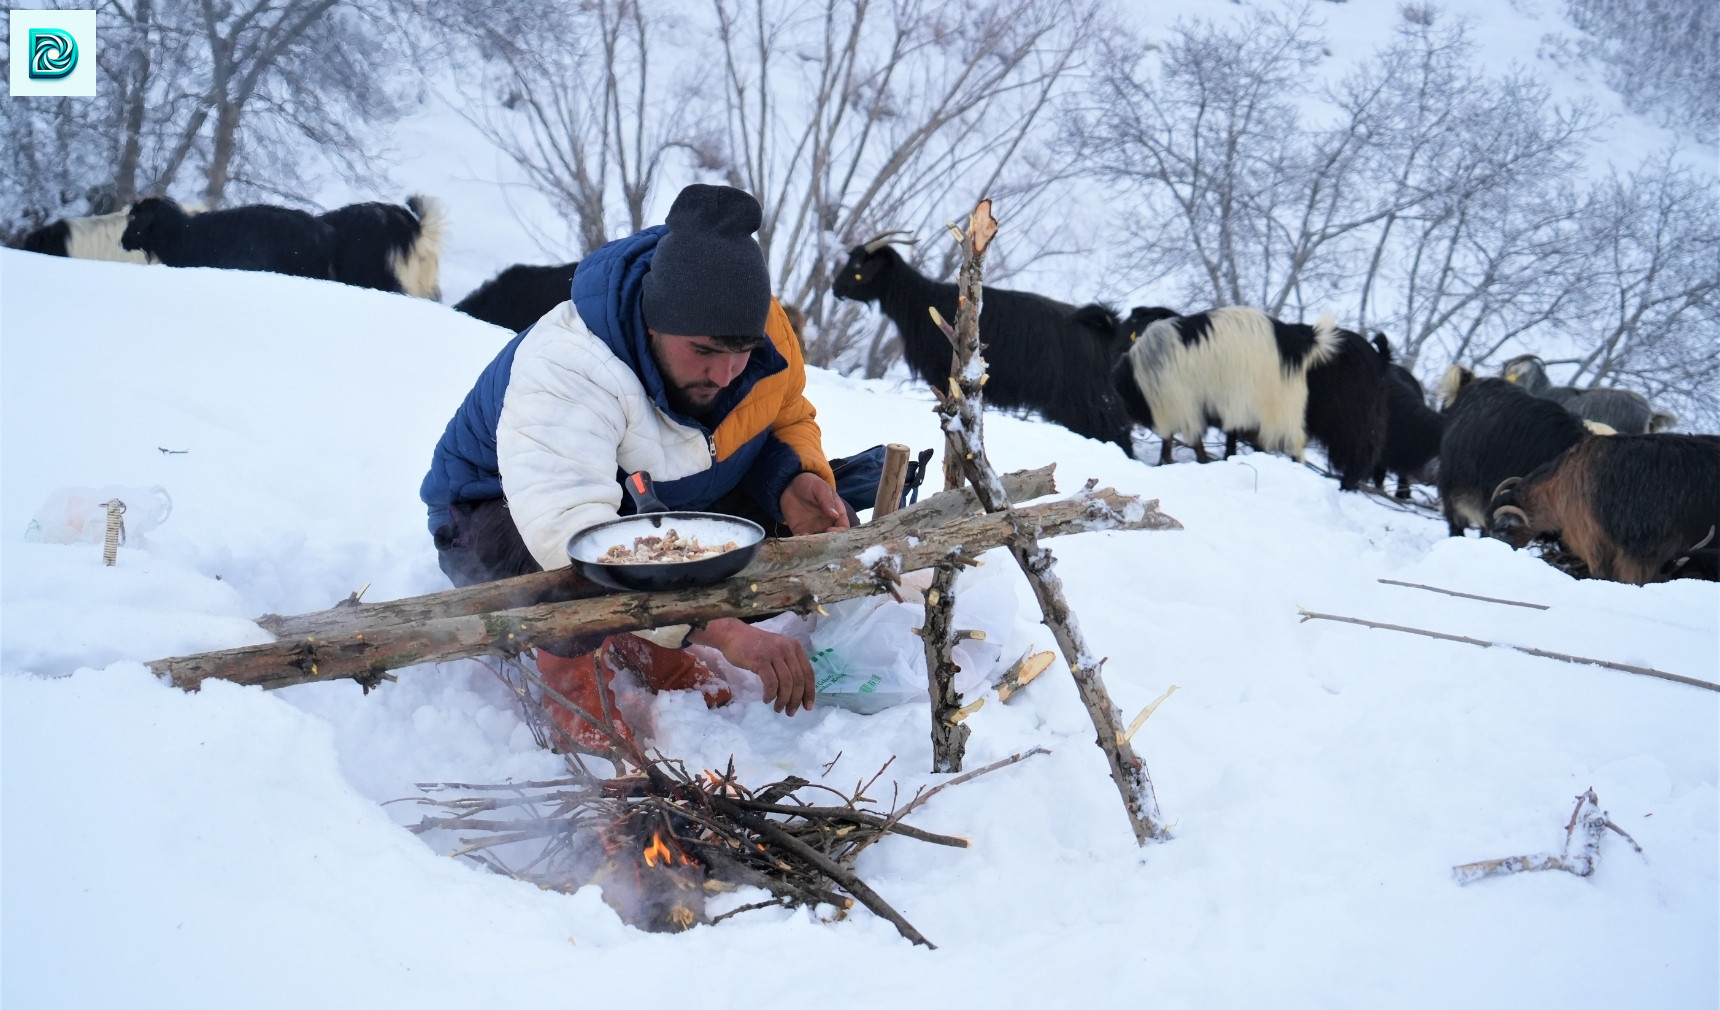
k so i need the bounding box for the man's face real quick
[648,331,753,416]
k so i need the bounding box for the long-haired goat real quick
[1302,328,1387,490]
[831,235,1132,451]
[120,197,334,280]
[1110,306,1340,465]
[1435,366,1588,536]
[318,195,445,299]
[1500,355,1676,434]
[1370,334,1442,498]
[1487,433,1720,584]
[454,261,580,332]
[20,210,153,264]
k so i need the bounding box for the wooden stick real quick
[153,491,1179,692]
[1453,788,1640,884]
[995,650,1054,703]
[873,443,912,519]
[1297,608,1720,692]
[922,550,970,772]
[707,793,937,949]
[895,746,1051,820]
[1376,579,1549,610]
[256,466,1057,640]
[933,198,1171,845]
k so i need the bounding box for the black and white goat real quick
[1434,366,1589,536]
[120,197,334,280]
[20,210,153,264]
[1302,328,1388,490]
[1500,355,1676,434]
[1488,433,1719,584]
[318,195,445,299]
[831,235,1132,451]
[1110,306,1340,465]
[453,262,580,332]
[1370,335,1443,498]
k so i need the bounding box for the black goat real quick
[1302,328,1387,490]
[1488,433,1720,584]
[1370,335,1442,498]
[832,237,1132,451]
[454,262,580,332]
[120,197,333,280]
[1500,355,1676,434]
[1434,367,1589,536]
[318,196,444,299]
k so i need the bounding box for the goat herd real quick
[12,203,1717,587]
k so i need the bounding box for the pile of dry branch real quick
[405,694,1047,948]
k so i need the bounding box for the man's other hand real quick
[689,618,816,714]
[780,471,849,536]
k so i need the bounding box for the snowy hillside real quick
[2,252,1714,1008]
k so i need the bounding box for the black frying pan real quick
[565,471,765,592]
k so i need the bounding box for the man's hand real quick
[688,618,817,715]
[779,471,849,536]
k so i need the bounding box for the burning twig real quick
[406,679,1051,947]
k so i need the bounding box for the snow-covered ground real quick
[2,251,1715,1008]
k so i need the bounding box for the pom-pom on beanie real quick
[641,184,772,343]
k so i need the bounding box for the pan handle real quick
[624,470,671,514]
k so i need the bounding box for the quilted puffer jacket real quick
[420,225,834,570]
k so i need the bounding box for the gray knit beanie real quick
[641,184,772,342]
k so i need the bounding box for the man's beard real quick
[665,381,722,419]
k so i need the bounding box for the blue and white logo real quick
[28,28,78,79]
[10,11,97,97]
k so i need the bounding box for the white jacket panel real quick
[497,302,714,570]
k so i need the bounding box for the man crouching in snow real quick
[420,184,859,750]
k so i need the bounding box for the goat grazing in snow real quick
[1488,433,1720,584]
[1302,327,1388,490]
[1370,334,1443,498]
[454,261,580,332]
[831,233,1133,451]
[20,210,155,264]
[1499,354,1676,435]
[1435,365,1589,537]
[120,197,334,280]
[318,196,445,299]
[1110,305,1340,465]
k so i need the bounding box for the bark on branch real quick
[153,489,1178,693]
[933,198,1173,845]
[257,465,1058,641]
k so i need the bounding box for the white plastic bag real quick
[803,558,1020,714]
[22,485,172,545]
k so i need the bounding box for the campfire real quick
[406,657,1046,947]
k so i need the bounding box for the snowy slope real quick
[1,251,1715,1009]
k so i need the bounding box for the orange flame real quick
[642,830,673,868]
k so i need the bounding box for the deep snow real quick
[2,250,1715,1008]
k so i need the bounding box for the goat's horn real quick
[1490,476,1521,501]
[1689,525,1717,553]
[861,230,916,253]
[1490,504,1529,524]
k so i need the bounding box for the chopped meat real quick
[598,528,738,564]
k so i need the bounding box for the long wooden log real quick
[152,489,1179,692]
[935,199,1170,845]
[922,550,972,772]
[256,465,1058,640]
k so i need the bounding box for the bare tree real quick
[1546,0,1720,144]
[431,0,698,256]
[705,0,1112,368]
[3,0,406,235]
[1564,152,1720,429]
